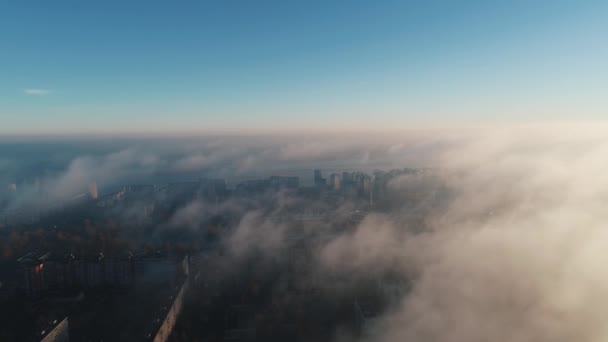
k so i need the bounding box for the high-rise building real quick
[314,170,326,188]
[341,172,352,184]
[362,176,372,195]
[88,181,98,200]
[329,174,341,191]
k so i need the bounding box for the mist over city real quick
[2,1,608,341]
[2,127,608,341]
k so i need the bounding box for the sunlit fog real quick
[2,1,608,341]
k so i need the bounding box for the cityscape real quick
[1,167,436,341]
[3,1,608,341]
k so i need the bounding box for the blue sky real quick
[1,0,607,134]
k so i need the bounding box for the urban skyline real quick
[2,1,608,341]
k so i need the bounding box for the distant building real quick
[199,178,228,201]
[269,176,299,190]
[341,172,352,184]
[17,252,45,297]
[354,174,372,195]
[235,176,299,195]
[167,181,200,203]
[18,251,137,296]
[134,251,178,287]
[96,185,157,216]
[103,257,131,288]
[329,174,341,191]
[7,183,17,192]
[85,254,104,288]
[235,179,271,195]
[123,184,155,196]
[313,170,326,188]
[104,184,155,203]
[88,181,98,200]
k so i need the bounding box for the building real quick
[313,170,326,188]
[85,254,104,288]
[329,173,341,191]
[124,184,156,196]
[340,172,358,196]
[269,176,299,190]
[17,252,45,297]
[236,176,299,195]
[18,252,137,296]
[134,251,178,287]
[353,173,372,196]
[16,252,76,297]
[167,181,201,202]
[88,181,98,200]
[104,255,134,288]
[341,172,353,185]
[199,178,229,201]
[235,179,271,196]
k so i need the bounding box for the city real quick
[2,1,607,341]
[0,167,439,341]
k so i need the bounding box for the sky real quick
[1,0,607,134]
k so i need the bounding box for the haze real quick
[2,2,608,342]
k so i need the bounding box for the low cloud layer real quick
[3,125,608,341]
[0,134,442,214]
[325,127,608,342]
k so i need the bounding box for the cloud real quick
[23,88,51,95]
[7,127,608,342]
[326,126,608,342]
